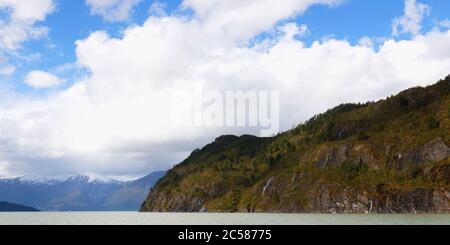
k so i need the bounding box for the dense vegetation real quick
[141,76,450,213]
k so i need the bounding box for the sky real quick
[0,0,449,179]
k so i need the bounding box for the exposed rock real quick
[399,138,449,167]
[140,77,450,214]
[420,138,449,162]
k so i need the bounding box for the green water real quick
[0,212,449,225]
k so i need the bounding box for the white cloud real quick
[24,70,65,89]
[182,0,343,43]
[0,0,54,50]
[278,23,309,39]
[392,0,430,36]
[0,22,49,50]
[0,0,54,21]
[148,1,167,17]
[85,0,142,22]
[0,64,15,75]
[1,0,450,178]
[358,36,374,48]
[440,19,450,29]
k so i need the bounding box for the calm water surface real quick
[0,212,449,225]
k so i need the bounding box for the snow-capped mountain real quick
[3,173,124,184]
[65,173,123,184]
[0,171,165,211]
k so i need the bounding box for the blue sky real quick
[3,0,450,94]
[0,0,449,178]
[2,0,449,96]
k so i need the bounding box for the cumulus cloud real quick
[0,0,54,50]
[182,0,342,43]
[85,0,142,22]
[24,70,65,89]
[1,0,450,178]
[358,36,374,48]
[392,0,430,36]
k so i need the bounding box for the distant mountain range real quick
[141,76,450,213]
[0,171,165,211]
[0,202,39,212]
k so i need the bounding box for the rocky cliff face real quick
[141,77,450,213]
